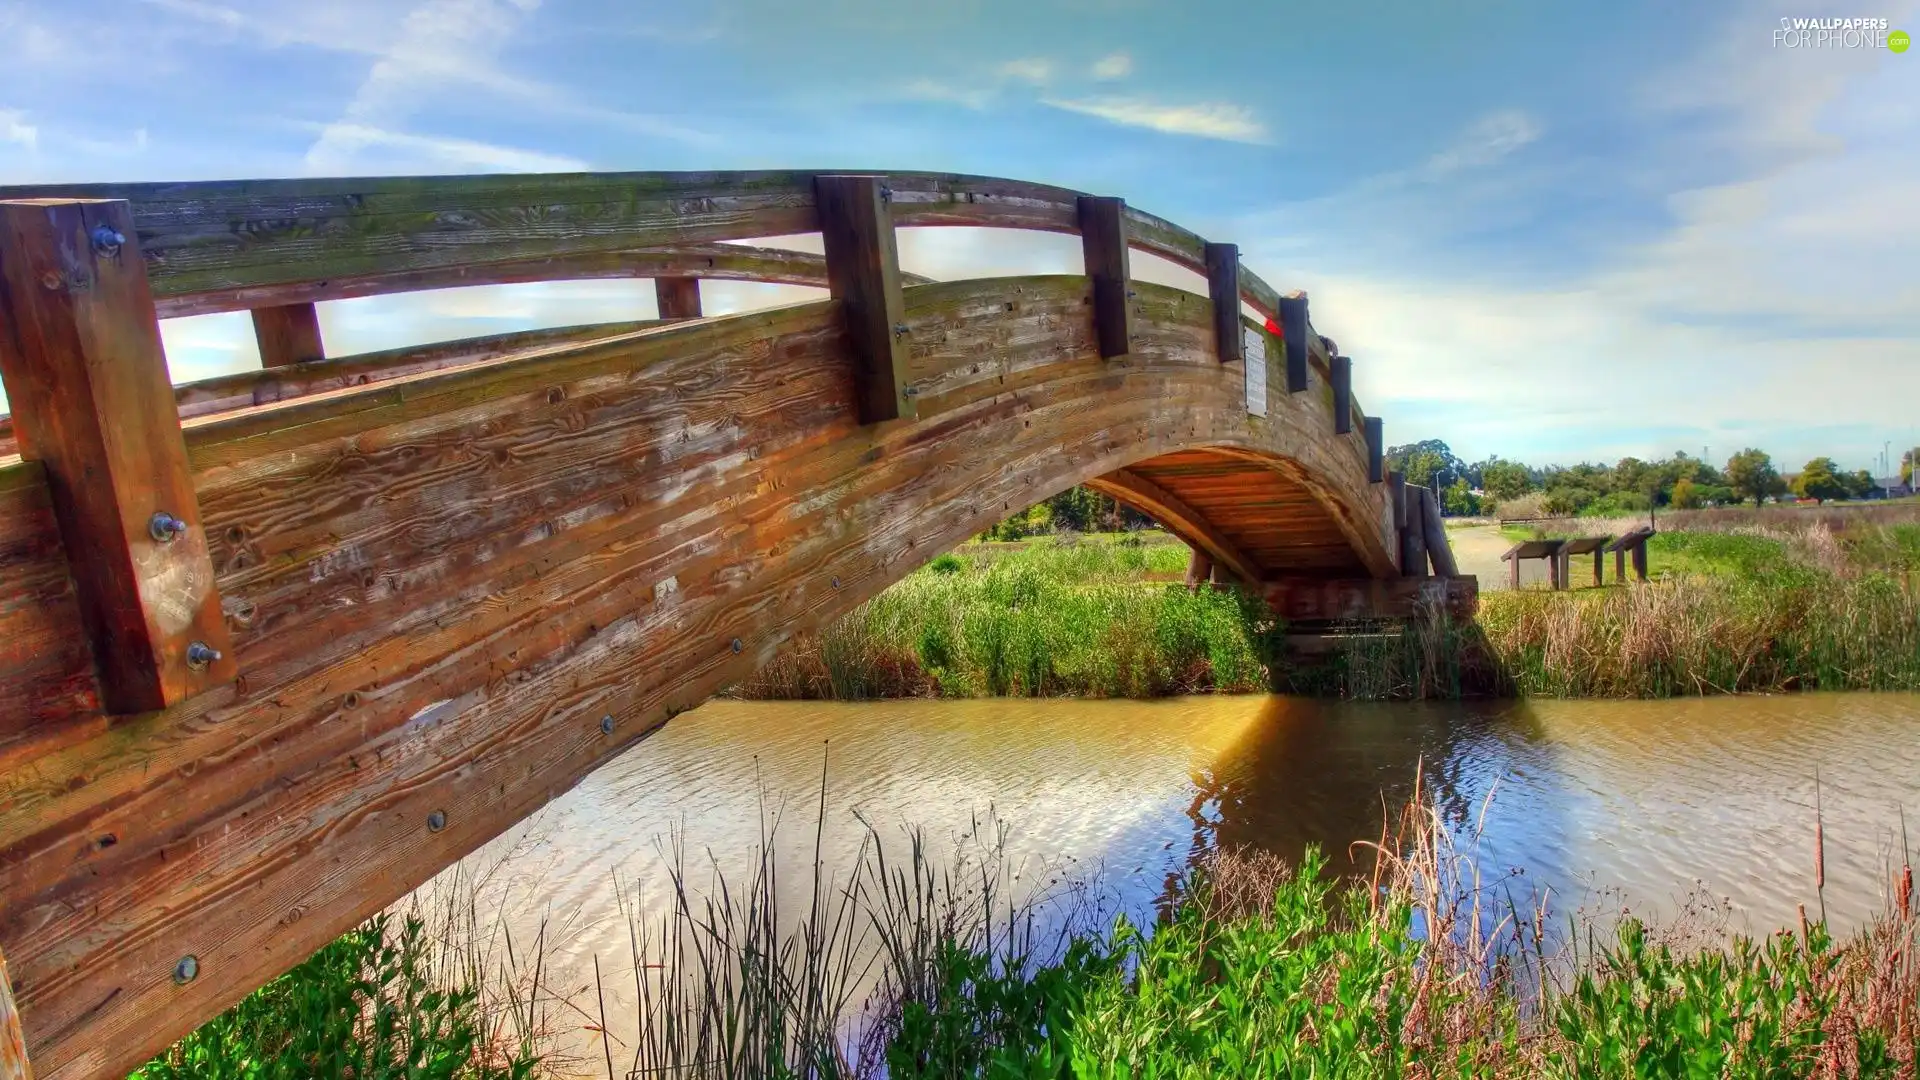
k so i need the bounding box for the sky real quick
[0,0,1915,473]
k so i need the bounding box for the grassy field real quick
[148,783,1920,1078]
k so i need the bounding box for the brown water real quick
[445,693,1919,1063]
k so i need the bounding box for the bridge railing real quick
[0,170,1370,445]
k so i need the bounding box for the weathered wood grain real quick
[250,303,324,368]
[1076,196,1132,359]
[815,175,911,424]
[1420,488,1458,577]
[0,199,234,714]
[1084,468,1259,582]
[1277,294,1309,393]
[0,275,1400,1078]
[653,277,701,320]
[0,943,25,1080]
[147,242,889,319]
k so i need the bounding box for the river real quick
[438,692,1919,1066]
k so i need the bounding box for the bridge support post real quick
[251,302,325,367]
[1077,196,1133,359]
[1366,418,1385,484]
[655,276,702,320]
[0,198,237,713]
[815,175,914,423]
[1203,242,1242,364]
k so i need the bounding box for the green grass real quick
[133,913,540,1080]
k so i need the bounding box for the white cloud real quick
[0,108,36,150]
[1091,52,1132,80]
[1419,109,1540,178]
[1040,96,1269,143]
[996,57,1054,84]
[303,123,588,173]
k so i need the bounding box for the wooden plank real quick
[1420,488,1457,576]
[249,302,324,368]
[654,277,702,320]
[1077,196,1132,359]
[1204,243,1242,364]
[0,274,1397,1077]
[1401,482,1430,578]
[0,198,235,714]
[1084,468,1261,583]
[1330,355,1352,435]
[1277,292,1309,393]
[1366,418,1384,483]
[149,243,914,319]
[815,175,913,423]
[1262,575,1478,620]
[0,944,25,1080]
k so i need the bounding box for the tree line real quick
[1385,439,1914,517]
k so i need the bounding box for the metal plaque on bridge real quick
[1243,327,1268,417]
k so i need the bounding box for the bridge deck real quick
[0,169,1466,1078]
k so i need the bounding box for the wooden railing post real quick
[654,277,702,320]
[814,175,913,423]
[1388,470,1407,574]
[1203,242,1242,364]
[0,198,236,713]
[1076,196,1133,359]
[251,302,325,367]
[1331,355,1352,435]
[1365,417,1384,483]
[1277,292,1309,393]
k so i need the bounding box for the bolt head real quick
[600,714,615,735]
[149,511,188,543]
[730,637,743,654]
[185,641,221,669]
[426,810,447,832]
[174,955,199,984]
[90,225,126,256]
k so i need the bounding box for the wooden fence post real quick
[654,277,702,320]
[1277,292,1309,393]
[1204,243,1242,364]
[0,198,236,713]
[1331,355,1352,435]
[251,302,325,368]
[1077,196,1133,359]
[815,175,914,423]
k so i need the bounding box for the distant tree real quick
[1725,448,1784,507]
[1670,476,1702,509]
[1843,469,1875,500]
[1385,439,1466,490]
[1542,486,1600,516]
[1442,478,1481,517]
[1045,486,1106,531]
[1904,449,1916,487]
[1791,457,1846,504]
[1480,459,1534,501]
[1612,457,1652,497]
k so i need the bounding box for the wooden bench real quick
[1606,525,1655,582]
[1562,535,1612,587]
[1502,538,1568,589]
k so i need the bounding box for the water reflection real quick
[442,692,1920,1070]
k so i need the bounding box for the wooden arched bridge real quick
[0,169,1472,1078]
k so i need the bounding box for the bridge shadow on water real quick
[1155,692,1561,919]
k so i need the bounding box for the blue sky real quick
[1,0,1915,472]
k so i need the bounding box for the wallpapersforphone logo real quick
[1772,16,1908,49]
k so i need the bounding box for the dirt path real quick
[1443,523,1556,590]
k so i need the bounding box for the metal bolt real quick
[879,186,894,204]
[173,955,199,984]
[730,637,743,654]
[600,714,615,735]
[426,810,447,832]
[903,387,919,397]
[185,641,221,669]
[893,323,909,336]
[831,576,841,589]
[90,225,125,257]
[149,511,189,543]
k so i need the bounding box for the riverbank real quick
[142,773,1920,1077]
[733,522,1920,701]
